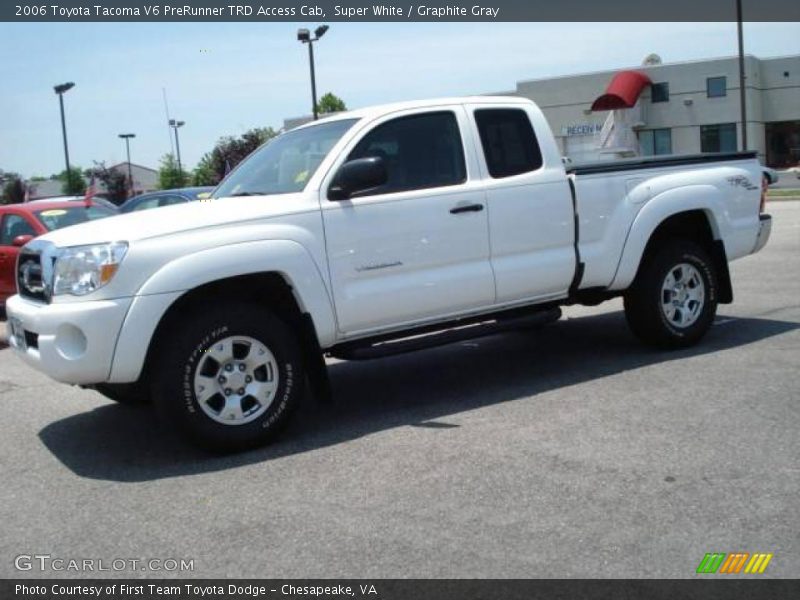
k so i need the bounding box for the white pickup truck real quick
[7,97,772,451]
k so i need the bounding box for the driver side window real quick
[348,111,466,196]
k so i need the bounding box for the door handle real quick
[449,203,484,214]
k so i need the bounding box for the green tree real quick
[192,153,218,186]
[158,153,188,189]
[58,166,86,195]
[1,174,25,204]
[316,92,347,114]
[197,127,278,185]
[87,162,129,206]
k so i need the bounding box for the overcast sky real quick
[1,21,798,178]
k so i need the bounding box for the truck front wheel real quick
[624,240,718,349]
[152,303,304,452]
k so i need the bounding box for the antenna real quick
[162,87,175,155]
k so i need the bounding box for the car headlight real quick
[52,242,128,296]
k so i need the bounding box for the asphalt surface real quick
[770,170,800,191]
[0,201,798,579]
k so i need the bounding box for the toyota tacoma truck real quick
[7,97,772,451]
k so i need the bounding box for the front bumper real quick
[752,214,772,254]
[6,294,132,385]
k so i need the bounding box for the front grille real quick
[16,250,47,302]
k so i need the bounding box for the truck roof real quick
[293,95,532,130]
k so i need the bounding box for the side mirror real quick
[329,157,388,201]
[12,234,34,247]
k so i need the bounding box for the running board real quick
[329,307,562,361]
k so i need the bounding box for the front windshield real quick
[214,118,359,198]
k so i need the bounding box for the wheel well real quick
[636,210,733,303]
[140,272,331,401]
[642,210,716,259]
[142,273,304,380]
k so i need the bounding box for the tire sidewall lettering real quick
[263,363,293,429]
[182,326,230,415]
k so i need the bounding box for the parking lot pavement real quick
[771,170,800,191]
[0,201,798,580]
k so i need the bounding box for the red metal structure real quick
[591,71,653,111]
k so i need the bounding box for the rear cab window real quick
[474,108,543,178]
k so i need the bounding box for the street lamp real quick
[53,82,75,190]
[297,25,329,120]
[168,119,185,175]
[118,133,136,197]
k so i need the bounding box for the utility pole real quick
[118,133,136,196]
[169,119,185,175]
[54,82,75,188]
[736,0,748,151]
[297,25,329,120]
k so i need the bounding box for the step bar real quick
[329,307,562,361]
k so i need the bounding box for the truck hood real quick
[33,194,307,248]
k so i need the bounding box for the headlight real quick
[52,242,128,296]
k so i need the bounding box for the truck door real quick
[469,105,576,303]
[321,107,495,335]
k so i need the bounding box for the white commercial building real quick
[507,54,799,167]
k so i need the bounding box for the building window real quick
[474,108,543,178]
[651,82,669,103]
[638,129,672,156]
[707,76,727,98]
[701,123,738,153]
[765,120,800,168]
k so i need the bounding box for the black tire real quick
[94,382,150,405]
[624,240,718,349]
[151,303,304,452]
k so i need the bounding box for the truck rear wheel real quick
[624,240,718,349]
[152,303,304,452]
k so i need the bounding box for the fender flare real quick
[108,239,337,383]
[610,184,727,291]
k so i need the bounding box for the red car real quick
[0,200,115,306]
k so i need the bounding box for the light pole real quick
[118,133,136,196]
[54,82,75,189]
[297,25,329,120]
[169,119,185,175]
[736,0,748,151]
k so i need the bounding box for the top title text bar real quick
[4,0,800,22]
